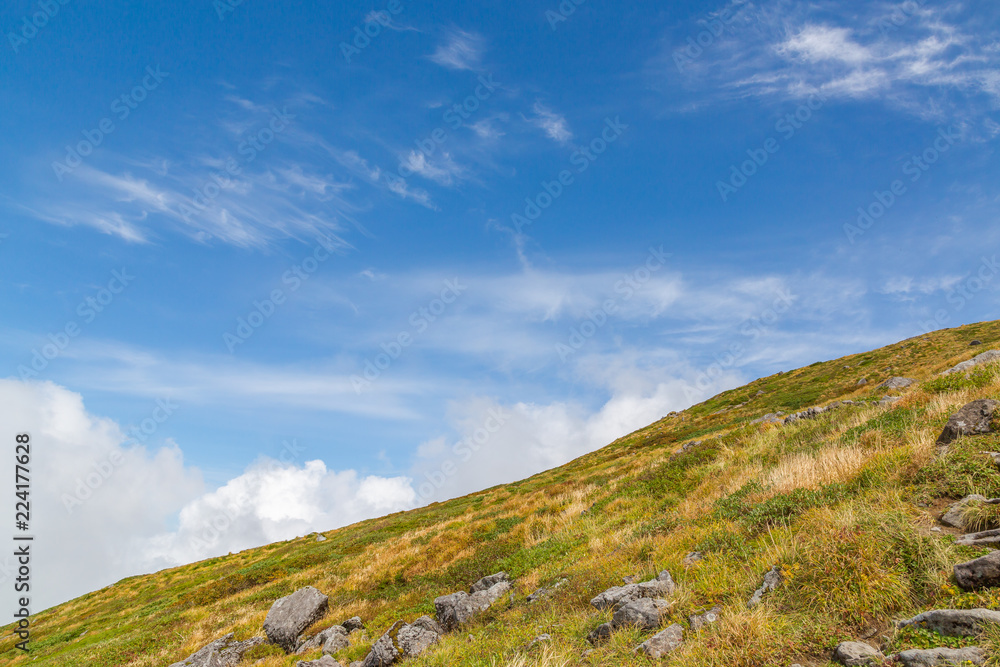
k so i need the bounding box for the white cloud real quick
[401,150,465,185]
[779,25,874,66]
[529,102,573,144]
[429,29,485,71]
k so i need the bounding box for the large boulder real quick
[747,566,783,608]
[296,625,349,654]
[611,598,670,632]
[169,633,266,667]
[264,586,330,652]
[897,609,1000,637]
[434,580,512,631]
[954,551,1000,590]
[833,641,884,666]
[589,570,676,611]
[940,494,988,529]
[895,646,986,666]
[360,617,442,667]
[635,624,684,659]
[941,350,1000,376]
[937,400,1000,447]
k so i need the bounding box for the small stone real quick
[747,566,782,608]
[833,641,884,666]
[342,617,365,633]
[971,340,983,346]
[635,624,683,659]
[857,378,868,386]
[688,606,721,632]
[682,552,703,567]
[612,598,670,632]
[315,534,327,542]
[940,494,987,529]
[878,377,916,390]
[587,623,612,645]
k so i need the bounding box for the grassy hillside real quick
[7,321,1000,666]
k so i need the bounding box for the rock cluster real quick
[434,572,512,631]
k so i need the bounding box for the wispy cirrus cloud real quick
[527,102,573,144]
[429,28,485,71]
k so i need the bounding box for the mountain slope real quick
[6,321,1000,666]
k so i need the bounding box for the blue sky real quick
[1,0,1000,609]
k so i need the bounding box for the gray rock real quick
[940,494,988,529]
[360,616,442,667]
[169,634,266,667]
[879,377,916,390]
[526,578,566,603]
[983,451,1000,467]
[936,400,1000,447]
[971,340,983,347]
[941,350,1000,376]
[296,625,349,654]
[434,580,512,631]
[955,550,1000,590]
[590,570,676,611]
[342,616,365,633]
[635,623,684,659]
[264,586,330,653]
[470,571,509,593]
[748,566,782,608]
[682,552,704,567]
[297,657,338,667]
[957,527,1000,548]
[897,609,1000,637]
[833,641,884,666]
[858,378,868,386]
[879,395,902,407]
[895,646,986,666]
[688,606,721,632]
[587,622,612,645]
[611,597,670,631]
[315,534,327,542]
[752,413,785,425]
[525,634,550,649]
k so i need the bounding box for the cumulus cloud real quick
[0,379,414,616]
